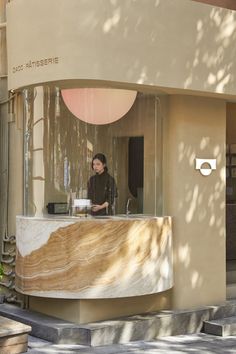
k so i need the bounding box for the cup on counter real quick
[73,199,91,217]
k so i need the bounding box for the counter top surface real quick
[16,214,165,222]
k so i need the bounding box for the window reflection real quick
[23,87,163,217]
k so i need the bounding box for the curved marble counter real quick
[15,215,173,299]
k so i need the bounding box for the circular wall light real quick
[61,88,137,125]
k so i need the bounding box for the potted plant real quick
[0,263,5,303]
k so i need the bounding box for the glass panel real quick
[23,86,163,217]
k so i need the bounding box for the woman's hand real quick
[92,202,108,212]
[91,204,102,212]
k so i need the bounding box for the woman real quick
[87,153,117,216]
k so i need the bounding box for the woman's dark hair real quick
[92,153,108,171]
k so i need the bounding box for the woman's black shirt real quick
[87,171,117,215]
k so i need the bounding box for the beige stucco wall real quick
[164,95,226,309]
[6,0,236,97]
[4,0,229,321]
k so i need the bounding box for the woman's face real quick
[92,158,105,174]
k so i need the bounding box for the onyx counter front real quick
[15,215,173,299]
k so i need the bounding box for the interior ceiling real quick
[193,0,236,10]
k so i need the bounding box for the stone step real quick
[0,303,91,346]
[1,301,236,347]
[204,316,236,336]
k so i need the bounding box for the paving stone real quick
[25,334,236,354]
[2,300,236,347]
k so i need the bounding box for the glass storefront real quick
[22,86,164,217]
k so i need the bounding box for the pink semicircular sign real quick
[61,88,137,125]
